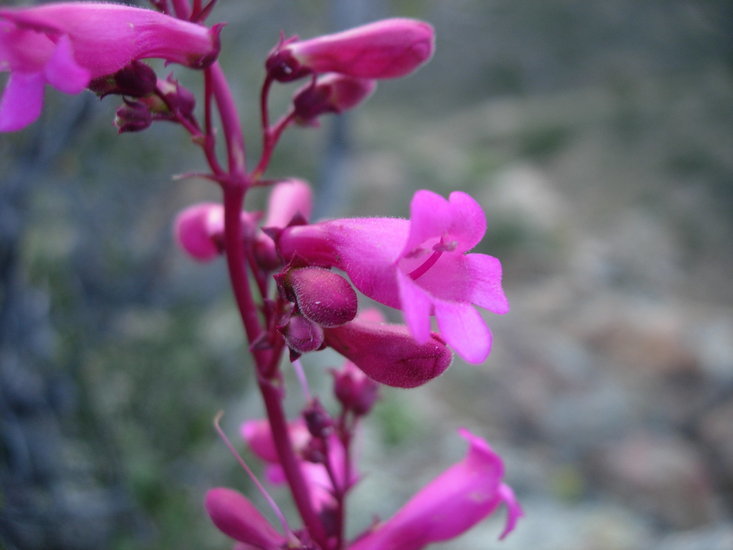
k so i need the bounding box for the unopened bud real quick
[332,361,379,416]
[158,76,196,117]
[279,313,324,355]
[114,100,152,133]
[293,74,376,125]
[276,266,357,328]
[303,399,333,438]
[89,60,158,98]
[323,316,452,388]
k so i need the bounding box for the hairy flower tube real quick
[0,2,220,131]
[266,18,434,82]
[323,313,453,388]
[277,190,509,364]
[349,429,523,549]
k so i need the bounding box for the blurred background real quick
[1,0,732,549]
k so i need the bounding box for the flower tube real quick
[266,18,434,81]
[0,2,220,131]
[349,429,523,549]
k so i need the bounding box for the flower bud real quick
[301,437,327,464]
[114,100,152,133]
[332,361,380,416]
[266,18,435,82]
[293,74,376,125]
[323,316,452,388]
[157,75,196,117]
[303,399,333,438]
[89,60,157,98]
[279,313,324,355]
[276,266,357,328]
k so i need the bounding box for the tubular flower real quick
[277,190,509,364]
[348,429,523,550]
[0,2,220,131]
[266,18,434,82]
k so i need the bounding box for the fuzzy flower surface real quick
[349,429,522,549]
[0,2,219,131]
[278,190,509,363]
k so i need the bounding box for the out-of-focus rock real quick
[592,431,717,529]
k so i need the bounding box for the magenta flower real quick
[0,2,220,131]
[349,429,523,549]
[277,190,509,364]
[266,18,434,81]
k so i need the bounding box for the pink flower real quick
[0,2,220,131]
[277,190,509,364]
[349,429,523,549]
[266,18,434,81]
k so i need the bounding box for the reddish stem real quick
[209,63,247,178]
[210,60,329,549]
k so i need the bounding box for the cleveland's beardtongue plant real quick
[1,2,522,548]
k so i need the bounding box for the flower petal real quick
[350,429,510,550]
[402,189,453,256]
[434,299,492,364]
[0,71,45,132]
[463,253,509,314]
[497,483,524,540]
[43,34,89,94]
[446,191,487,252]
[396,269,433,344]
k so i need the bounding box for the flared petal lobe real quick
[349,429,522,550]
